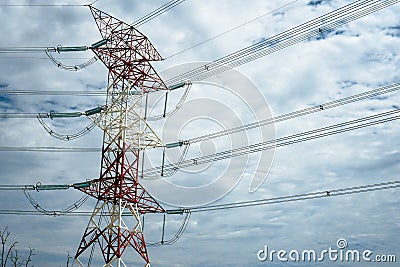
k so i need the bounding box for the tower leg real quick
[73,200,150,266]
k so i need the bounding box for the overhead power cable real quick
[0,0,98,7]
[0,4,86,7]
[1,82,398,123]
[187,83,400,144]
[132,0,186,28]
[37,119,99,141]
[0,113,41,119]
[0,108,104,119]
[1,0,290,60]
[0,90,106,96]
[147,211,191,247]
[0,47,55,53]
[0,147,100,152]
[145,109,400,177]
[1,101,398,155]
[0,56,94,60]
[0,180,398,216]
[165,0,400,86]
[0,181,91,191]
[0,185,36,191]
[23,191,90,216]
[46,51,98,71]
[188,180,400,212]
[0,105,105,140]
[36,105,106,141]
[0,0,186,54]
[1,84,398,153]
[165,0,302,59]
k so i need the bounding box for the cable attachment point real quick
[34,182,41,192]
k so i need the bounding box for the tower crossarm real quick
[89,6,168,93]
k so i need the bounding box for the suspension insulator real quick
[91,39,108,48]
[168,82,186,90]
[85,106,103,116]
[57,45,88,53]
[49,111,83,119]
[72,181,91,189]
[166,209,185,215]
[36,184,69,191]
[166,141,184,148]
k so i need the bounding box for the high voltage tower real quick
[1,2,190,266]
[0,0,400,266]
[70,7,171,267]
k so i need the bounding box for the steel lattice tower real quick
[73,6,167,267]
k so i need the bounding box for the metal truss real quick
[73,6,167,267]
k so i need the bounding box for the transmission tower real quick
[1,1,398,266]
[73,6,169,267]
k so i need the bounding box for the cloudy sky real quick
[0,0,399,266]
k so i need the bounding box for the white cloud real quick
[0,0,399,266]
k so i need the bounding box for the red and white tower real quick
[73,6,168,266]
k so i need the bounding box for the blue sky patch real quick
[307,0,331,7]
[362,50,396,64]
[0,2,399,267]
[0,94,13,104]
[309,28,345,41]
[0,83,11,106]
[384,26,400,37]
[338,80,357,89]
[44,99,58,106]
[252,37,267,45]
[371,95,388,101]
[272,10,284,17]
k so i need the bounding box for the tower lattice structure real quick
[73,6,167,267]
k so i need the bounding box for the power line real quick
[0,82,398,120]
[0,181,91,191]
[0,210,91,216]
[0,47,55,53]
[165,0,302,59]
[188,180,400,212]
[0,180,398,216]
[0,0,99,7]
[0,0,297,59]
[144,109,400,177]
[0,90,106,96]
[132,0,186,28]
[165,0,400,86]
[147,211,191,247]
[0,4,87,7]
[0,56,93,60]
[1,106,397,157]
[1,85,398,158]
[0,147,100,152]
[187,83,400,144]
[0,0,186,55]
[24,190,90,216]
[0,185,36,191]
[0,113,41,119]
